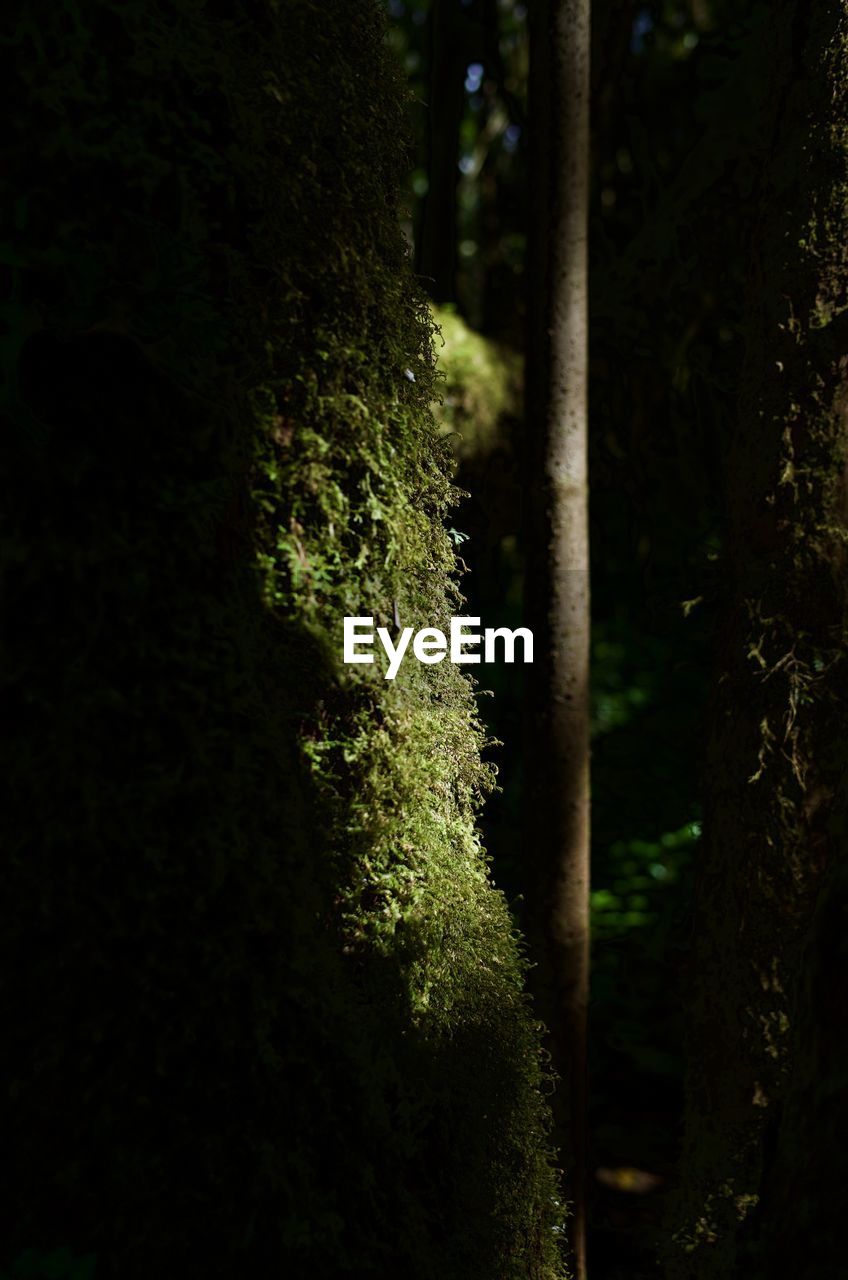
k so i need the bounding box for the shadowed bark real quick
[666,4,848,1275]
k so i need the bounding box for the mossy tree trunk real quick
[666,4,848,1274]
[3,3,565,1277]
[744,9,848,1276]
[525,1,592,1276]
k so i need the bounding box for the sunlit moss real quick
[248,4,567,1277]
[431,305,522,461]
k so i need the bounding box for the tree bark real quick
[750,855,848,1278]
[525,1,592,1276]
[665,4,848,1275]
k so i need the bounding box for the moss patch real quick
[432,305,522,461]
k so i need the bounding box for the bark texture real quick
[666,4,848,1275]
[525,1,592,1276]
[751,856,848,1278]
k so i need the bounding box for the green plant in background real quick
[591,821,700,939]
[590,626,700,936]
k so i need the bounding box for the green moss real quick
[431,306,522,461]
[2,2,563,1276]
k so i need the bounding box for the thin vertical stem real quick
[526,0,591,1276]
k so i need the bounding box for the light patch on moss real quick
[431,305,522,461]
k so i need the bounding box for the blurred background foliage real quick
[386,1,764,1275]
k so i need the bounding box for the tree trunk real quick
[750,854,848,1278]
[525,1,592,1276]
[3,2,566,1275]
[666,4,848,1275]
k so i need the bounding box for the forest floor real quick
[588,1088,680,1277]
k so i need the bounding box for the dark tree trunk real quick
[747,856,848,1278]
[666,5,848,1275]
